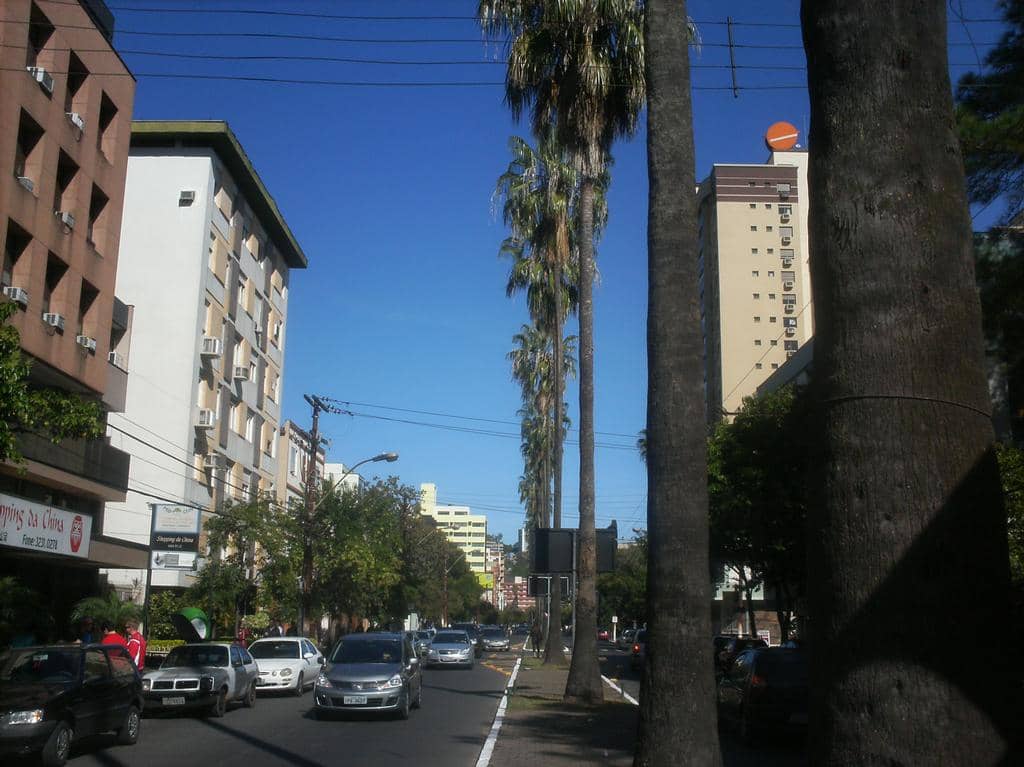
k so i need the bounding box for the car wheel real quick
[207,688,227,718]
[116,705,141,745]
[243,681,256,708]
[412,681,422,709]
[396,689,410,720]
[41,721,72,767]
[293,673,304,696]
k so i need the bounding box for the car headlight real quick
[316,673,332,688]
[200,675,215,692]
[280,667,293,677]
[427,649,438,657]
[379,674,403,690]
[142,678,151,691]
[5,710,44,725]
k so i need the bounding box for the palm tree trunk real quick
[545,267,568,665]
[634,1,722,763]
[802,2,1016,763]
[564,174,602,704]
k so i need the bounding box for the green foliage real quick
[597,533,647,627]
[241,612,270,631]
[146,639,185,653]
[71,591,141,628]
[0,301,104,463]
[956,1,1024,223]
[997,443,1024,586]
[146,589,189,640]
[0,577,47,647]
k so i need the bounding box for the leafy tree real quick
[635,2,720,764]
[997,443,1024,588]
[0,577,46,646]
[480,0,645,706]
[955,0,1024,224]
[802,2,1016,761]
[71,591,141,629]
[0,301,104,463]
[596,533,647,628]
[145,589,189,640]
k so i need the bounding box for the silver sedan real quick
[425,630,474,669]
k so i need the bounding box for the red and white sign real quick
[0,492,92,559]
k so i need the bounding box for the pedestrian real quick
[100,621,127,648]
[124,619,147,669]
[529,622,543,658]
[267,620,284,638]
[78,617,94,644]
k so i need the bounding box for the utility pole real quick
[441,544,449,627]
[299,394,323,636]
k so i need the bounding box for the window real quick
[749,203,756,209]
[14,111,44,190]
[87,184,108,247]
[54,151,79,219]
[747,181,756,187]
[766,226,773,232]
[769,293,777,300]
[42,252,67,316]
[84,649,109,682]
[754,339,762,346]
[245,412,256,442]
[77,279,98,336]
[784,340,799,351]
[782,294,797,305]
[767,248,774,254]
[770,316,777,323]
[771,340,778,346]
[751,270,759,277]
[288,445,299,476]
[3,220,30,289]
[26,3,55,70]
[232,400,244,434]
[780,226,794,238]
[753,316,761,323]
[780,249,795,260]
[97,91,118,159]
[768,271,775,278]
[107,648,135,679]
[751,248,758,255]
[64,52,89,116]
[779,205,792,216]
[753,293,760,299]
[765,203,772,209]
[750,225,757,232]
[236,278,247,314]
[230,646,242,666]
[755,363,763,370]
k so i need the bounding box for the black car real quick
[448,623,484,658]
[716,647,808,744]
[715,635,768,673]
[0,644,144,767]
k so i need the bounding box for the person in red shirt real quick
[100,621,128,649]
[125,619,147,669]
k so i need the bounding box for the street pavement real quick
[21,651,519,767]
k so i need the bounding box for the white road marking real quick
[601,674,639,706]
[475,656,523,767]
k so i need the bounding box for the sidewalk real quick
[485,655,638,767]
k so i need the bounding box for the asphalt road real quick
[36,652,518,767]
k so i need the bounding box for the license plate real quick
[163,696,186,706]
[789,712,808,724]
[343,695,367,705]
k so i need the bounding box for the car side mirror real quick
[317,656,324,665]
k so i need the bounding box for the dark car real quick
[314,632,422,719]
[0,644,143,767]
[449,623,484,658]
[630,629,648,670]
[716,647,808,744]
[715,636,768,673]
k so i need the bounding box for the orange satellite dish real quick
[765,121,799,151]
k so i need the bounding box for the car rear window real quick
[249,640,301,659]
[755,651,808,683]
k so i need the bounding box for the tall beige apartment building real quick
[419,482,487,574]
[0,1,146,620]
[698,148,812,420]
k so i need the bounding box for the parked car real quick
[413,631,434,657]
[716,647,808,743]
[715,636,768,674]
[480,628,510,652]
[248,637,323,696]
[597,628,610,641]
[630,629,648,670]
[314,632,422,719]
[0,644,143,767]
[425,630,475,669]
[449,623,484,658]
[142,643,258,717]
[616,628,637,650]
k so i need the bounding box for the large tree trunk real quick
[564,175,602,704]
[802,2,1018,763]
[545,282,568,665]
[634,2,721,764]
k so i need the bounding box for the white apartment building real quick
[276,420,326,507]
[324,462,365,495]
[104,121,307,588]
[419,482,487,574]
[698,145,811,421]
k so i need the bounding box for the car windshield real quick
[416,632,432,640]
[330,639,401,664]
[163,645,228,668]
[482,629,505,639]
[249,640,300,660]
[433,632,468,645]
[0,649,80,684]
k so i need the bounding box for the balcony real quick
[19,431,130,497]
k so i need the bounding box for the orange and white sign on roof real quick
[765,121,799,151]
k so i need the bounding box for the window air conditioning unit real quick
[66,112,85,132]
[783,281,794,290]
[16,176,34,193]
[197,409,217,429]
[200,336,222,357]
[3,286,29,307]
[108,351,126,368]
[781,236,791,245]
[782,259,793,268]
[26,66,54,94]
[784,305,795,314]
[179,190,196,206]
[56,211,75,229]
[785,327,796,337]
[777,183,791,197]
[42,312,65,331]
[203,454,221,470]
[780,213,791,222]
[75,335,97,353]
[233,365,249,381]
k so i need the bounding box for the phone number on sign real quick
[22,534,59,551]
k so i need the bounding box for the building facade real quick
[0,0,148,626]
[104,121,307,589]
[698,147,811,420]
[276,421,326,507]
[323,462,365,495]
[419,482,487,574]
[500,577,530,611]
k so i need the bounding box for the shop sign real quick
[0,492,92,559]
[151,504,200,552]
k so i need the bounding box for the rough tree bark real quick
[634,1,722,763]
[802,2,1019,763]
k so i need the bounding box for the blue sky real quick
[116,0,1006,542]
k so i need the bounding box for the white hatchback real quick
[248,637,324,695]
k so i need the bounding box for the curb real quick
[474,655,523,767]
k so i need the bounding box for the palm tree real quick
[633,2,722,764]
[801,1,1015,763]
[480,0,645,704]
[71,591,142,631]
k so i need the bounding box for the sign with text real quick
[151,504,200,552]
[0,492,92,558]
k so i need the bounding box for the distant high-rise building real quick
[697,144,811,421]
[517,527,529,554]
[419,482,487,574]
[323,462,365,495]
[276,421,325,507]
